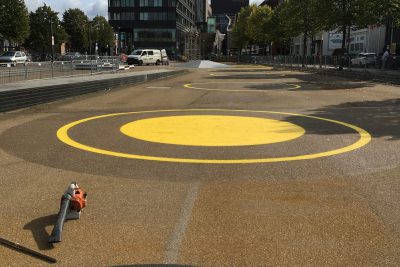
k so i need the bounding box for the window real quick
[110,0,120,7]
[168,0,176,7]
[121,12,134,20]
[120,0,135,6]
[134,29,176,42]
[140,12,169,20]
[109,12,121,20]
[140,0,162,7]
[148,51,154,55]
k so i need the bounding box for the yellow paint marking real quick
[57,109,371,164]
[184,82,300,91]
[209,73,286,77]
[120,115,305,146]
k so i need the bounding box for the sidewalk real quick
[0,68,186,113]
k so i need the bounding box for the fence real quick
[239,55,400,71]
[0,56,121,85]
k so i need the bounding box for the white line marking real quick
[164,181,201,264]
[147,86,172,89]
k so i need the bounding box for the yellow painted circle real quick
[120,115,305,147]
[57,109,371,164]
[184,82,300,92]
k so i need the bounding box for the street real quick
[0,65,400,266]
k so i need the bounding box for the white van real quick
[127,49,162,66]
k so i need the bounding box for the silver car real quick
[0,51,28,66]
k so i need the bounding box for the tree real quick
[62,8,89,52]
[89,16,115,55]
[232,5,255,55]
[280,0,325,60]
[321,0,393,51]
[0,0,29,44]
[25,5,67,57]
[247,5,273,53]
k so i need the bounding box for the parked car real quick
[350,53,377,67]
[127,49,162,66]
[59,52,82,61]
[0,51,27,66]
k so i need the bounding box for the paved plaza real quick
[1,65,400,266]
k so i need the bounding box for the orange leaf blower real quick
[49,182,87,243]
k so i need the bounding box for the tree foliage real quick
[25,5,67,54]
[279,0,326,57]
[232,5,254,53]
[62,8,89,52]
[90,16,115,52]
[0,0,29,44]
[247,5,273,45]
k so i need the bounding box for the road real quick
[0,65,400,266]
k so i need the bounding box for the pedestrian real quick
[382,49,390,69]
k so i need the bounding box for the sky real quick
[24,0,262,19]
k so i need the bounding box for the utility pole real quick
[50,17,54,62]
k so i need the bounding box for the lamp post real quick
[50,16,54,62]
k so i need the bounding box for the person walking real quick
[382,49,390,69]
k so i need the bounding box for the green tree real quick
[247,5,273,52]
[321,0,394,50]
[89,16,115,54]
[232,5,255,55]
[62,8,89,52]
[25,5,67,57]
[280,0,325,59]
[0,0,29,44]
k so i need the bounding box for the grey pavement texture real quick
[0,65,400,266]
[177,60,229,68]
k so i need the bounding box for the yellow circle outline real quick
[57,109,371,164]
[184,82,300,91]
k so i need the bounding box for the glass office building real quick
[108,0,198,57]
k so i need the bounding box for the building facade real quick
[210,0,249,54]
[290,26,387,57]
[108,0,199,57]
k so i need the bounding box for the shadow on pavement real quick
[285,98,400,140]
[23,214,57,250]
[206,73,375,91]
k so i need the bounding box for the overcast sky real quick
[24,0,262,18]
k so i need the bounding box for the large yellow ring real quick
[57,109,371,164]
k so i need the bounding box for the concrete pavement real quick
[0,66,400,266]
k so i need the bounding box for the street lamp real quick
[50,16,54,62]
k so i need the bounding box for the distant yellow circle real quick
[120,115,305,146]
[184,82,300,91]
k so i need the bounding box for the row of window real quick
[133,29,176,42]
[110,0,135,7]
[140,0,162,7]
[109,0,176,7]
[110,12,176,21]
[140,12,176,20]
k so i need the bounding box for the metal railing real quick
[0,56,122,85]
[239,55,400,71]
